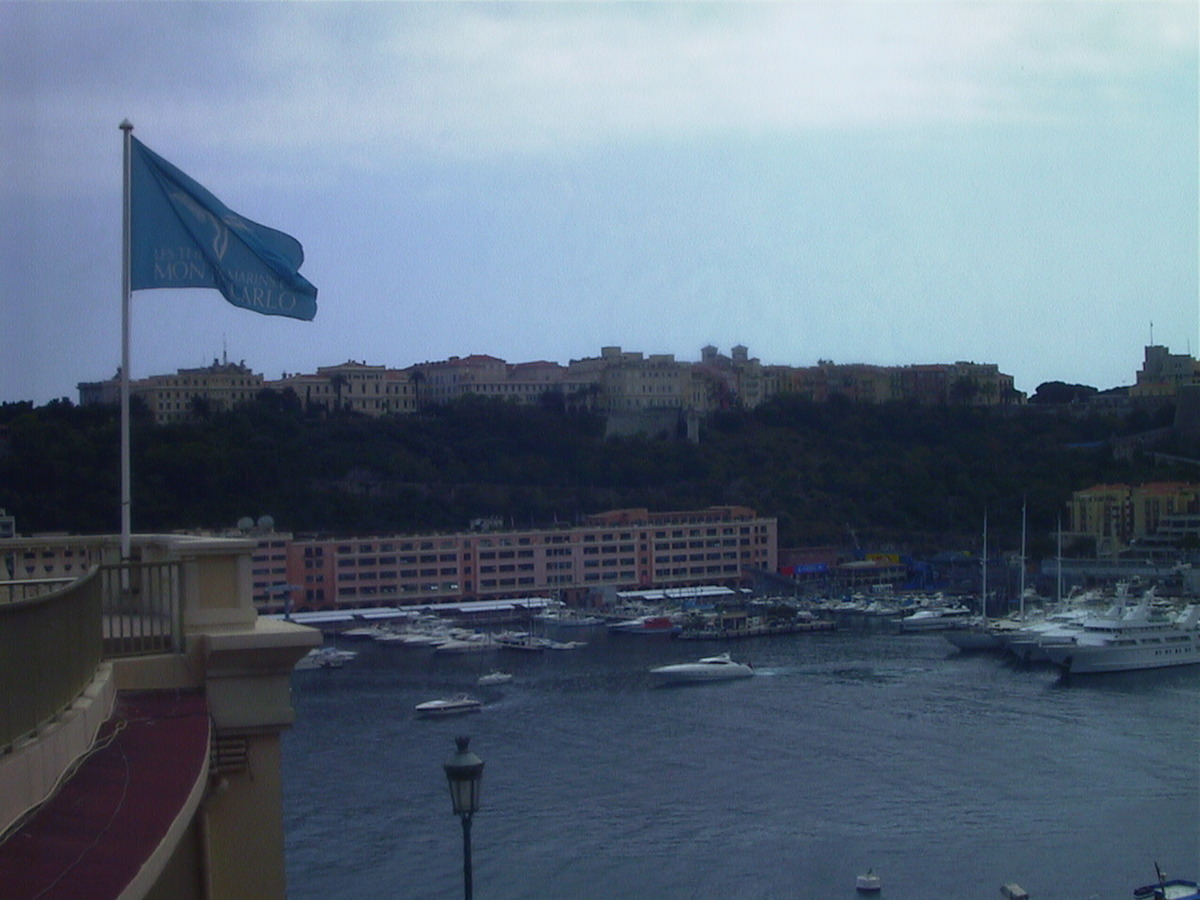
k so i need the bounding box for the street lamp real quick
[443,736,484,900]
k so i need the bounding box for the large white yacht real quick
[1038,602,1200,675]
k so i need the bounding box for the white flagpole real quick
[120,119,133,562]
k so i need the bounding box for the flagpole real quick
[119,120,133,562]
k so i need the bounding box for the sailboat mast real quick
[981,510,988,623]
[1019,499,1027,619]
[1056,517,1063,604]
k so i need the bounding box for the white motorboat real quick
[434,633,499,653]
[374,625,454,646]
[649,652,754,684]
[536,608,605,627]
[414,694,483,717]
[609,615,682,635]
[477,670,514,686]
[1137,881,1200,900]
[341,624,390,640]
[1134,864,1200,900]
[294,646,357,671]
[495,631,552,651]
[898,605,973,632]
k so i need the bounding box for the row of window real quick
[289,525,767,560]
[335,552,459,566]
[286,538,760,569]
[329,540,451,554]
[336,581,461,597]
[338,567,459,581]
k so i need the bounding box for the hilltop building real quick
[79,359,265,424]
[1130,344,1200,400]
[405,354,566,407]
[81,345,1024,425]
[274,360,416,417]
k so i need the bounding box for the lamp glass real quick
[444,736,484,816]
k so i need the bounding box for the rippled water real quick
[282,626,1200,900]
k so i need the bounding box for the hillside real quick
[1,393,1192,560]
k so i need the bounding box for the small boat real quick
[855,869,882,893]
[495,631,552,651]
[608,615,681,635]
[1135,880,1200,900]
[1134,864,1200,900]
[536,609,604,627]
[477,670,514,686]
[434,633,499,653]
[898,605,973,632]
[415,694,483,717]
[341,624,390,640]
[649,652,754,684]
[294,646,357,670]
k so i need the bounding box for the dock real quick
[675,617,836,640]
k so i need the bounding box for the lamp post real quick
[443,736,484,900]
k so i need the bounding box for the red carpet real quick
[0,690,210,900]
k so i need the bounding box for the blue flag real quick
[129,137,317,320]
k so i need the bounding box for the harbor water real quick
[282,625,1200,900]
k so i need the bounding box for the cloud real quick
[7,2,1190,187]
[313,2,1195,154]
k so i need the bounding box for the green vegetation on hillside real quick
[1,393,1192,560]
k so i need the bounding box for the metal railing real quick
[1,577,76,604]
[0,560,185,750]
[0,569,103,751]
[100,561,184,657]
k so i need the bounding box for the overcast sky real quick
[2,1,1196,406]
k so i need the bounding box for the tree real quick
[1030,381,1098,404]
[330,373,348,413]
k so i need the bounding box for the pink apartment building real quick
[251,506,777,612]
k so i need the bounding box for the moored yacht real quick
[1003,604,1111,662]
[294,646,358,670]
[1040,602,1200,675]
[898,604,972,632]
[608,615,681,635]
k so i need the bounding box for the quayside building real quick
[249,506,778,614]
[0,533,320,899]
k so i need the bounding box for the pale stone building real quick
[273,360,415,416]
